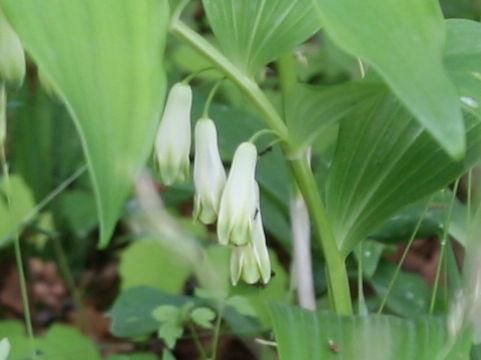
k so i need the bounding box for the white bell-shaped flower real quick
[230,184,271,285]
[154,82,192,185]
[193,117,226,224]
[217,142,258,246]
[0,9,25,85]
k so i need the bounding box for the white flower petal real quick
[193,118,226,224]
[154,82,192,185]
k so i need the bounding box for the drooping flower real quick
[230,183,271,285]
[217,142,258,246]
[193,117,226,224]
[154,82,192,185]
[0,9,25,85]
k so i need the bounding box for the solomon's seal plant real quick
[2,0,481,358]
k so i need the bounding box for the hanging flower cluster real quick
[155,82,271,286]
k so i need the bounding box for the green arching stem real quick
[202,78,225,118]
[287,158,352,314]
[429,180,460,315]
[171,0,191,24]
[377,196,432,314]
[248,128,279,144]
[182,67,217,85]
[171,20,288,140]
[171,19,352,314]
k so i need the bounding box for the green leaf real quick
[162,350,177,360]
[158,322,184,349]
[57,190,97,238]
[191,307,216,329]
[152,305,181,324]
[444,19,481,121]
[286,82,384,156]
[9,84,84,202]
[354,240,385,278]
[0,0,169,247]
[119,238,192,294]
[108,286,193,338]
[270,303,448,360]
[312,0,465,159]
[0,175,35,245]
[0,321,101,360]
[370,260,430,317]
[325,93,481,255]
[202,0,320,76]
[370,190,468,246]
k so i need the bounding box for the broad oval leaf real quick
[326,92,481,256]
[202,0,320,76]
[270,303,467,360]
[312,0,465,159]
[286,82,384,157]
[0,0,169,247]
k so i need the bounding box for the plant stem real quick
[13,234,36,358]
[202,78,224,118]
[171,20,352,315]
[52,236,89,332]
[1,146,36,358]
[170,20,288,140]
[288,158,352,314]
[1,164,87,244]
[377,197,432,314]
[188,322,208,360]
[430,180,460,315]
[277,54,316,310]
[210,305,224,360]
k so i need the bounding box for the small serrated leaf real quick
[191,308,216,329]
[152,305,180,324]
[158,323,183,349]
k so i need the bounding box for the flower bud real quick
[217,142,258,246]
[0,9,25,85]
[193,117,226,224]
[154,82,192,185]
